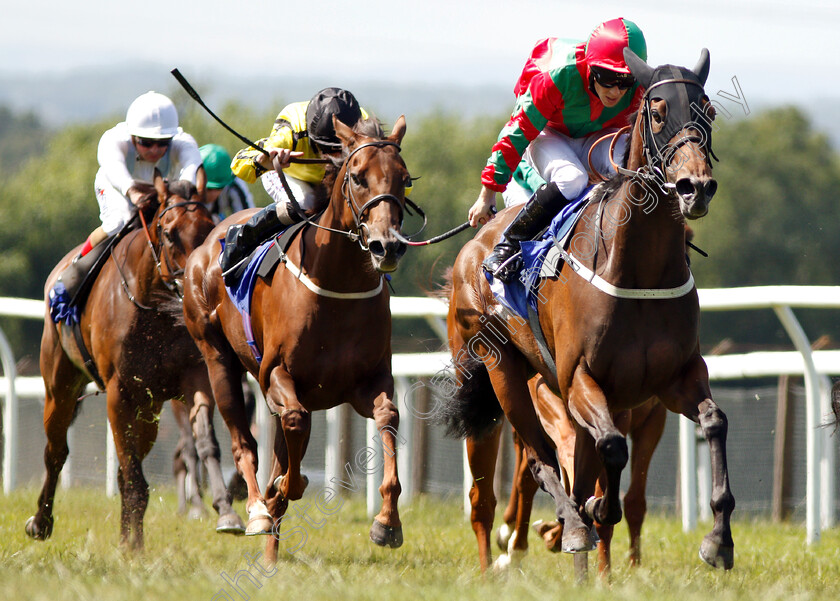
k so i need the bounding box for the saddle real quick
[47,223,136,390]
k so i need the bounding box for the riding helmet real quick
[305,88,362,150]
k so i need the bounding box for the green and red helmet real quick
[584,17,647,75]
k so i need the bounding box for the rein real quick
[122,200,206,306]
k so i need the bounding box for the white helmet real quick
[125,91,180,139]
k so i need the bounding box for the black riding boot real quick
[482,183,570,283]
[220,204,286,284]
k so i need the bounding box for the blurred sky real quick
[1,0,838,107]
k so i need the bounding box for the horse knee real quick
[597,433,628,471]
[699,404,728,440]
[281,409,311,441]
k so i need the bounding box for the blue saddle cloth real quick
[485,185,595,319]
[222,237,282,363]
[48,282,79,325]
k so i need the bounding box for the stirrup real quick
[483,251,523,284]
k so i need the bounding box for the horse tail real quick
[435,351,503,440]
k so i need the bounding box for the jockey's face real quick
[594,81,628,108]
[133,136,171,163]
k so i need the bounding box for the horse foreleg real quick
[361,387,403,549]
[108,390,159,551]
[263,414,290,565]
[567,365,627,529]
[466,426,501,572]
[266,367,311,502]
[623,401,667,567]
[663,357,735,570]
[486,350,593,555]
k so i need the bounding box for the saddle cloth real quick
[485,185,597,319]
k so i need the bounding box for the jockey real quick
[199,144,255,223]
[81,91,203,258]
[470,17,648,283]
[219,87,367,281]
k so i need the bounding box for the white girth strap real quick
[556,247,695,299]
[282,255,384,299]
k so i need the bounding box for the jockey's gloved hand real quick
[127,185,153,210]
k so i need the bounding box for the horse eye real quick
[351,173,366,187]
[651,109,663,124]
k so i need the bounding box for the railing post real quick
[0,328,18,494]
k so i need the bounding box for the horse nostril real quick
[704,179,718,200]
[368,240,386,257]
[675,178,696,199]
[392,241,407,259]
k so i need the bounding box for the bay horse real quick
[182,115,410,562]
[443,48,734,572]
[26,173,244,550]
[495,386,666,577]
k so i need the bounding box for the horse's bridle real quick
[129,200,207,304]
[278,140,412,251]
[615,77,715,189]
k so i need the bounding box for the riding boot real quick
[220,203,294,284]
[482,183,571,283]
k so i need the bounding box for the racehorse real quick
[494,384,666,576]
[442,48,735,572]
[25,173,243,550]
[182,115,411,563]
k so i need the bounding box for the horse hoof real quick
[561,526,597,554]
[584,496,598,520]
[216,512,246,535]
[532,519,563,553]
[699,535,734,570]
[369,519,403,549]
[496,522,513,551]
[272,474,309,501]
[25,516,53,541]
[493,552,513,572]
[493,546,526,572]
[245,501,273,536]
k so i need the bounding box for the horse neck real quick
[127,215,166,298]
[600,120,689,287]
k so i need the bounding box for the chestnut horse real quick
[183,116,410,562]
[443,48,734,572]
[26,174,243,550]
[495,387,666,576]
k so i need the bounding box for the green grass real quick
[1,487,839,600]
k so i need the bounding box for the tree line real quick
[1,98,839,370]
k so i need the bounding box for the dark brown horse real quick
[443,48,734,572]
[494,383,666,576]
[25,173,241,549]
[183,116,410,562]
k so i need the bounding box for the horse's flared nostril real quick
[675,178,696,199]
[368,240,386,257]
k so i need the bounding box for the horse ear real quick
[196,164,207,204]
[623,47,654,89]
[692,48,710,85]
[153,168,166,203]
[388,115,406,145]
[333,115,357,149]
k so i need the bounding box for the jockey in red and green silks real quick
[470,18,648,283]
